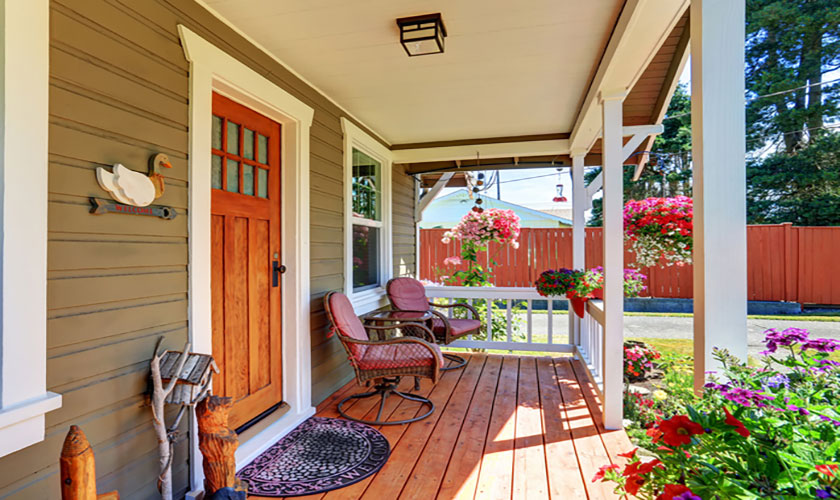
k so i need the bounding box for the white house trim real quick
[179,25,316,492]
[0,0,62,459]
[391,139,570,164]
[569,0,689,153]
[342,118,394,314]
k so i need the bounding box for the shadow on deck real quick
[257,353,633,499]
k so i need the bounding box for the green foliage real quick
[745,0,840,155]
[606,328,840,499]
[747,132,840,225]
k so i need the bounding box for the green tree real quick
[746,132,840,225]
[746,0,840,154]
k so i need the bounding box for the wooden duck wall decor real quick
[96,153,172,207]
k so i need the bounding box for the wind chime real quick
[552,167,567,203]
[471,152,485,213]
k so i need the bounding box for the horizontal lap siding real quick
[393,166,417,278]
[0,0,391,497]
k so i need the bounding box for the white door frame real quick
[179,25,315,492]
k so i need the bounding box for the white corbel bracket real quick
[416,171,454,220]
[585,124,665,208]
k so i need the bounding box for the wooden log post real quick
[60,426,97,500]
[196,395,242,496]
[60,426,120,500]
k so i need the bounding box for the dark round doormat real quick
[236,416,390,497]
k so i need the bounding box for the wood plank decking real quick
[254,353,634,500]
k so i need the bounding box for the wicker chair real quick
[324,291,444,425]
[385,277,482,370]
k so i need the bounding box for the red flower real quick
[647,426,664,444]
[624,474,646,496]
[618,448,638,459]
[723,407,750,438]
[592,463,620,482]
[656,484,699,500]
[816,464,840,477]
[624,459,664,477]
[658,415,704,447]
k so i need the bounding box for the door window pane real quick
[226,159,239,193]
[243,128,255,160]
[351,149,381,220]
[352,225,380,292]
[258,134,268,164]
[227,121,240,155]
[212,116,223,150]
[242,164,254,195]
[211,155,223,189]
[257,169,268,198]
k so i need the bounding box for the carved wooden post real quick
[196,395,242,496]
[60,426,120,500]
[60,426,97,500]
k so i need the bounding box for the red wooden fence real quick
[419,223,840,305]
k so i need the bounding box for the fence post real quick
[782,223,797,303]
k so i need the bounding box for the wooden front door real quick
[210,93,282,429]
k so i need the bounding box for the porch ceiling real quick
[200,0,624,145]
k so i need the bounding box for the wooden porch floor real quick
[257,353,633,500]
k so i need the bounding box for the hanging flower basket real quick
[623,196,693,267]
[535,268,602,318]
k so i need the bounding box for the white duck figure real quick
[96,154,172,207]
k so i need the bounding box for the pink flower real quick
[443,256,462,266]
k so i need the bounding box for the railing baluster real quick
[506,299,512,343]
[486,299,493,343]
[526,299,533,344]
[547,299,553,345]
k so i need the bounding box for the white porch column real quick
[601,90,627,430]
[569,153,587,347]
[691,0,747,392]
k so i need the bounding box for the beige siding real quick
[393,166,418,278]
[0,0,410,498]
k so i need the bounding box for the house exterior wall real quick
[0,1,415,498]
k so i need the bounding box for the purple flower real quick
[721,387,774,408]
[801,338,840,353]
[786,404,810,416]
[704,382,731,392]
[674,492,702,500]
[763,373,789,389]
[816,488,833,499]
[760,327,810,354]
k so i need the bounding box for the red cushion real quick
[432,318,481,337]
[327,292,369,359]
[357,342,444,370]
[387,278,430,311]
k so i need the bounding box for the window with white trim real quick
[342,119,392,313]
[351,149,384,292]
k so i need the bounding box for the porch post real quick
[691,0,748,392]
[601,90,627,430]
[569,152,587,348]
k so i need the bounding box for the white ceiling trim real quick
[392,139,570,164]
[193,0,391,145]
[569,0,690,153]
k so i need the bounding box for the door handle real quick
[272,261,286,287]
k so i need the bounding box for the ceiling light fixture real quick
[396,13,447,57]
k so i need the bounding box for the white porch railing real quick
[578,299,606,394]
[423,286,617,425]
[424,286,574,353]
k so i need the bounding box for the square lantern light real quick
[397,13,447,56]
